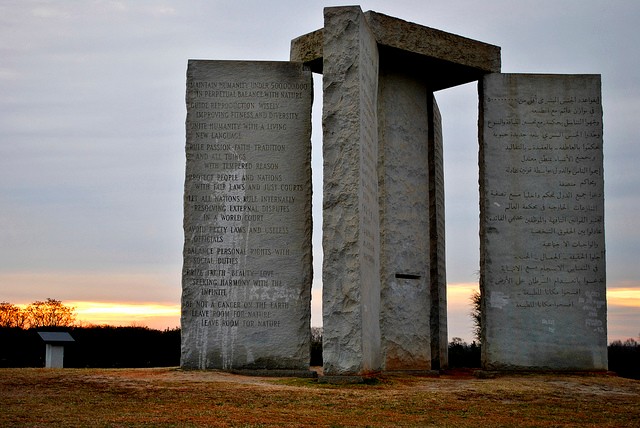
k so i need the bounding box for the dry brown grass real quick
[1,367,639,427]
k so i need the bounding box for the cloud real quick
[0,0,638,345]
[0,270,180,304]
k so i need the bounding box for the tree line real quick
[1,297,637,378]
[0,298,76,328]
[0,298,180,368]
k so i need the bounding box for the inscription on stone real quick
[480,73,607,370]
[181,60,312,370]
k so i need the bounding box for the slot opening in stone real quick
[395,273,422,280]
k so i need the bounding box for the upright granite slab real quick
[181,60,313,371]
[321,6,382,375]
[377,65,431,371]
[378,86,448,372]
[479,73,607,370]
[428,95,448,370]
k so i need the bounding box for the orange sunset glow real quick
[41,284,638,344]
[70,302,181,330]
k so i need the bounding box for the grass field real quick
[1,368,639,427]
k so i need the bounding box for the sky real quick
[1,0,638,342]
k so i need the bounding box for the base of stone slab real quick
[383,370,440,376]
[229,369,318,378]
[473,369,613,379]
[473,370,497,379]
[318,375,367,384]
[318,374,384,384]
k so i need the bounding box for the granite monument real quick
[479,73,607,370]
[181,6,607,377]
[291,6,500,376]
[181,60,313,372]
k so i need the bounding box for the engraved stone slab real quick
[181,60,312,370]
[479,73,607,370]
[322,6,382,375]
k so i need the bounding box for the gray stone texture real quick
[291,10,501,90]
[321,6,382,375]
[479,73,607,370]
[181,60,313,370]
[378,66,431,371]
[428,95,448,370]
[295,6,501,375]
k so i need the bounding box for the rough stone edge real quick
[429,94,448,370]
[290,29,323,72]
[477,74,490,368]
[290,9,501,74]
[364,11,500,72]
[321,4,381,376]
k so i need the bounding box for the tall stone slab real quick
[377,65,431,371]
[321,6,382,375]
[181,60,313,371]
[428,95,448,370]
[479,73,607,370]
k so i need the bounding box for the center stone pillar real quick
[377,65,432,371]
[320,7,450,375]
[322,6,382,375]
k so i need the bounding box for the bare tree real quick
[470,291,482,343]
[25,298,76,328]
[0,301,28,328]
[310,327,323,366]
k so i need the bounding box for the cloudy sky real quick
[1,0,638,342]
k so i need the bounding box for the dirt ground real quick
[1,367,639,427]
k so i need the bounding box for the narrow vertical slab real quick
[181,60,313,371]
[429,94,448,370]
[378,66,431,371]
[480,73,607,370]
[322,6,381,375]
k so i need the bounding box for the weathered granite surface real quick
[321,6,382,375]
[378,65,431,371]
[291,9,500,90]
[290,5,508,375]
[428,94,448,370]
[300,5,486,375]
[181,60,313,370]
[479,73,607,370]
